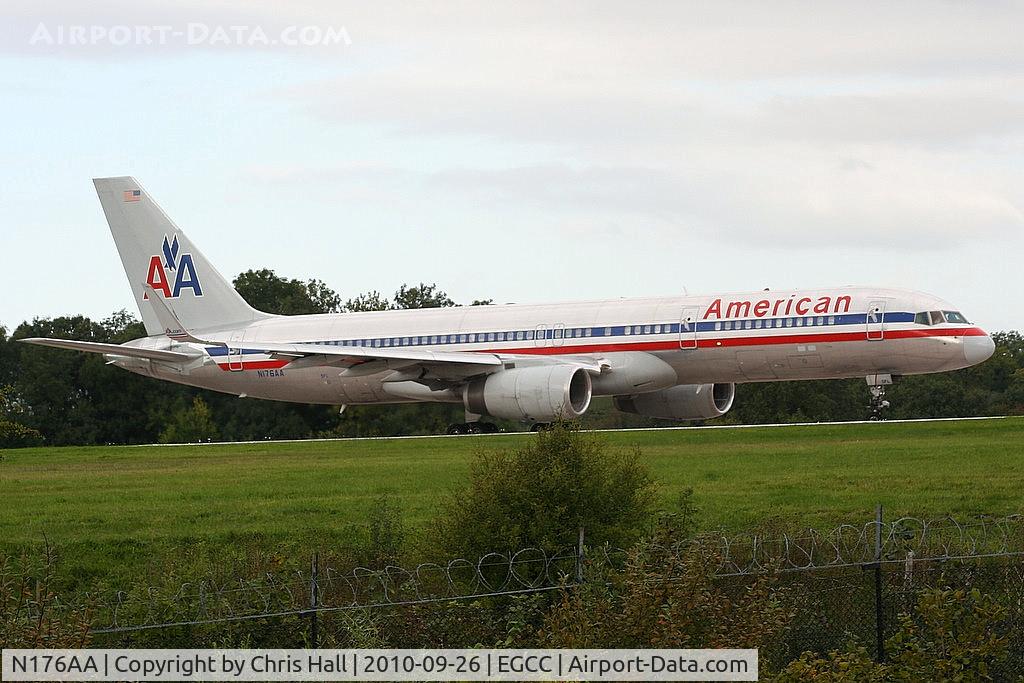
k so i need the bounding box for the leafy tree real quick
[434,423,657,557]
[100,309,146,342]
[159,397,219,443]
[233,269,341,315]
[0,385,44,448]
[471,299,494,306]
[305,279,343,314]
[1006,369,1024,414]
[393,282,454,310]
[343,291,393,313]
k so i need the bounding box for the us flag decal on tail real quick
[123,189,141,202]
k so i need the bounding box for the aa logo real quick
[146,235,202,298]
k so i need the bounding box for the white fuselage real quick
[117,286,993,406]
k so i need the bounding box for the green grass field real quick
[2,417,1022,584]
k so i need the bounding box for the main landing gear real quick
[446,422,500,435]
[866,374,894,421]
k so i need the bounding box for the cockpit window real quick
[943,311,969,324]
[917,310,971,325]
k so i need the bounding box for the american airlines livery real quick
[22,177,996,433]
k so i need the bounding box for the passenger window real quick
[554,328,562,338]
[527,330,535,340]
[497,332,505,341]
[754,320,762,329]
[744,320,752,330]
[516,331,524,341]
[816,317,824,326]
[643,325,651,334]
[585,328,592,337]
[828,316,835,325]
[715,322,722,331]
[623,326,631,335]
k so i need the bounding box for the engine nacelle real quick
[464,365,593,422]
[614,383,735,421]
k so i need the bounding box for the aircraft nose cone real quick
[963,333,995,366]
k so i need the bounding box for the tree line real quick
[1,269,1022,446]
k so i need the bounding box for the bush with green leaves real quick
[434,422,657,558]
[159,397,219,444]
[540,538,794,650]
[0,419,44,449]
[776,586,1010,681]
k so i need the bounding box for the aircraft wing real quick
[18,338,200,363]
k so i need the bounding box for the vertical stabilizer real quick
[93,177,268,336]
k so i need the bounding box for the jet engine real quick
[463,365,592,422]
[614,383,735,421]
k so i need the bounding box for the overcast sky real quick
[2,1,1022,332]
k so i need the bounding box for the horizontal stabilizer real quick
[18,338,199,363]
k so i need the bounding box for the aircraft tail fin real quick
[93,177,269,336]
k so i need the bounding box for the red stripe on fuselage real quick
[472,325,986,356]
[213,326,986,370]
[215,359,291,371]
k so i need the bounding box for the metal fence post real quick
[576,527,585,585]
[310,552,319,649]
[874,504,885,663]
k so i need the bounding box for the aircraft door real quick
[866,301,886,341]
[227,330,244,372]
[553,323,565,346]
[679,307,699,350]
[535,324,549,347]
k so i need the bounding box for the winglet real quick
[145,284,219,345]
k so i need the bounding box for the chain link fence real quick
[9,512,1023,675]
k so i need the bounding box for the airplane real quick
[21,177,996,433]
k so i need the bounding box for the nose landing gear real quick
[866,373,894,421]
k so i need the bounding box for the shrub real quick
[0,547,92,648]
[539,537,794,650]
[159,397,219,444]
[775,586,1010,681]
[364,495,405,566]
[434,422,657,558]
[0,419,44,449]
